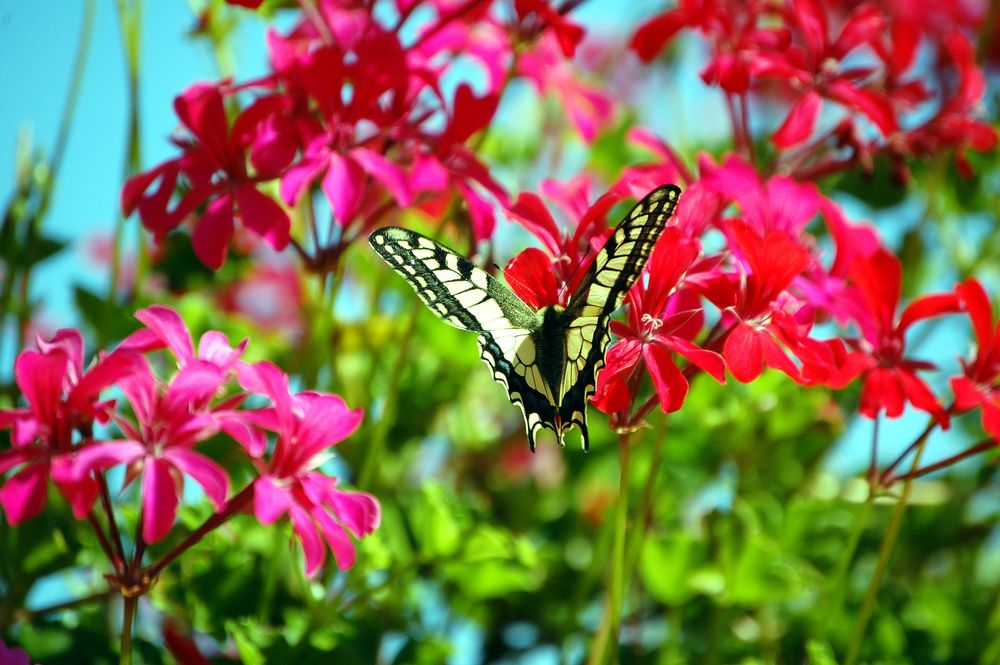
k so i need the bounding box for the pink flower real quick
[0,330,143,524]
[223,361,380,576]
[517,33,616,143]
[72,306,244,543]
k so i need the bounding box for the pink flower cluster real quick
[0,306,378,575]
[124,0,595,269]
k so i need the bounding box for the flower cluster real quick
[123,0,592,270]
[0,306,378,576]
[503,146,999,467]
[631,0,996,178]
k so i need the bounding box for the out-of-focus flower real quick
[222,361,379,575]
[0,330,143,524]
[517,33,616,143]
[218,258,304,339]
[0,639,32,665]
[950,279,1000,440]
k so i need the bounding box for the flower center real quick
[640,313,663,342]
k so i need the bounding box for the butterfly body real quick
[369,184,681,451]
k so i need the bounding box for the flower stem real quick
[843,436,929,665]
[877,416,940,486]
[97,472,128,574]
[891,438,996,482]
[109,0,142,315]
[824,488,874,635]
[358,300,421,488]
[145,483,255,581]
[120,595,136,665]
[587,432,633,665]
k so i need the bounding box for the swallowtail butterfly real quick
[369,184,681,450]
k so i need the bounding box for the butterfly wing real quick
[369,226,556,449]
[559,184,682,447]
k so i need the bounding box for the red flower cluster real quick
[503,147,998,454]
[630,0,996,178]
[125,0,591,269]
[0,306,378,575]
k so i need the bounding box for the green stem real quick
[120,595,136,665]
[110,0,142,312]
[824,489,874,633]
[624,421,667,587]
[145,483,255,580]
[843,436,930,665]
[587,432,633,665]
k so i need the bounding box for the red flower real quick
[122,83,291,269]
[0,331,143,524]
[222,362,380,576]
[515,0,585,57]
[950,279,1000,440]
[593,228,725,414]
[504,176,625,307]
[702,220,814,383]
[840,249,960,424]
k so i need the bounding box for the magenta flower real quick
[122,82,291,269]
[0,639,32,665]
[222,361,379,576]
[72,306,244,543]
[0,330,143,524]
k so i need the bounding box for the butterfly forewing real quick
[369,226,554,448]
[369,226,536,332]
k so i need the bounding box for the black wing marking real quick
[368,227,536,332]
[559,185,682,449]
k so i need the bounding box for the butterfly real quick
[368,184,681,451]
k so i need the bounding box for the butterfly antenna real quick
[560,244,594,302]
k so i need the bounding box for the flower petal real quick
[134,305,196,364]
[772,90,822,149]
[0,463,49,524]
[350,147,411,206]
[192,194,236,270]
[142,457,179,543]
[289,503,325,576]
[322,153,365,225]
[311,504,357,571]
[253,475,292,524]
[163,448,230,510]
[235,184,290,251]
[72,440,145,479]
